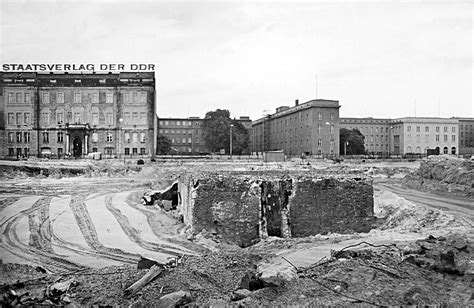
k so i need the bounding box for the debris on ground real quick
[403,155,474,197]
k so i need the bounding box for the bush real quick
[137,159,145,165]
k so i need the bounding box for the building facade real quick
[456,117,474,155]
[340,117,473,155]
[157,116,252,154]
[251,99,341,156]
[0,72,156,158]
[340,118,392,154]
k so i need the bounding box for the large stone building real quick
[456,117,474,155]
[0,72,156,158]
[340,117,392,154]
[158,116,252,154]
[251,99,341,156]
[340,117,473,155]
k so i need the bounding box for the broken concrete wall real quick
[178,171,374,248]
[179,173,261,247]
[289,177,374,237]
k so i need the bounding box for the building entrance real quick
[73,137,82,157]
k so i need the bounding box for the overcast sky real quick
[1,0,472,121]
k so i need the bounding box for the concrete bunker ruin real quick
[177,171,375,247]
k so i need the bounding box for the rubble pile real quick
[374,190,462,232]
[403,155,474,197]
[2,238,471,306]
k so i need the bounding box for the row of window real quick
[159,129,198,135]
[7,132,31,143]
[8,148,30,157]
[122,112,147,125]
[159,120,195,126]
[406,134,456,142]
[170,137,198,144]
[124,148,147,155]
[7,112,31,125]
[367,144,389,149]
[7,91,147,105]
[90,132,147,143]
[7,93,32,104]
[460,124,474,130]
[263,138,335,147]
[7,131,147,144]
[6,147,148,156]
[407,125,455,133]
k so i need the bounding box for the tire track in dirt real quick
[376,184,474,221]
[124,192,208,254]
[1,196,87,273]
[68,194,139,263]
[104,194,193,257]
[28,196,53,252]
[0,196,21,212]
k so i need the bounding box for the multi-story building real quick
[0,72,156,158]
[341,117,472,155]
[251,99,341,156]
[157,116,252,154]
[390,117,459,155]
[455,117,474,155]
[340,118,392,154]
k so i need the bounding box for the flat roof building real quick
[158,116,252,154]
[251,99,341,157]
[0,72,156,158]
[340,116,473,155]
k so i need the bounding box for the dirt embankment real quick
[402,155,474,197]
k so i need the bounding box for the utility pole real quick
[230,124,233,158]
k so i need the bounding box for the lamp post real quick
[344,141,349,156]
[388,126,393,158]
[230,124,234,158]
[119,118,123,161]
[325,122,331,158]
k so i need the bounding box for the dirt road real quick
[0,177,201,273]
[375,182,473,226]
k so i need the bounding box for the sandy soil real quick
[0,159,472,306]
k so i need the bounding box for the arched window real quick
[415,146,421,153]
[407,146,412,153]
[451,147,456,155]
[443,147,448,154]
[435,146,440,154]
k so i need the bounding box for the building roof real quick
[253,99,340,124]
[0,72,155,87]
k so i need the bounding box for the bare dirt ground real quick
[0,158,472,306]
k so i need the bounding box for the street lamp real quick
[230,124,234,158]
[344,141,349,156]
[388,126,393,158]
[325,122,331,158]
[119,118,123,160]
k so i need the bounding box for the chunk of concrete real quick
[156,290,192,308]
[231,289,252,301]
[257,257,297,287]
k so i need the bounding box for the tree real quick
[202,109,249,154]
[156,134,171,154]
[230,120,250,155]
[339,128,366,155]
